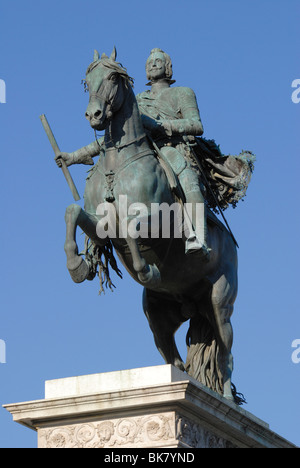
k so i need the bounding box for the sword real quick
[189,142,239,248]
[40,114,81,201]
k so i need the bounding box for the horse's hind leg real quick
[210,271,237,400]
[143,289,186,371]
[64,204,99,283]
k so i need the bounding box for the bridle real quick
[87,60,130,122]
[88,61,148,151]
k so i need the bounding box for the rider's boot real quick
[182,183,211,261]
[160,147,211,261]
[185,201,211,261]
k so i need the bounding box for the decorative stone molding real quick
[39,413,176,448]
[38,412,237,449]
[176,415,237,448]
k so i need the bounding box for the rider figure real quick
[136,48,210,259]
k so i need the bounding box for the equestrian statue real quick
[44,47,255,405]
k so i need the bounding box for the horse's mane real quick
[84,58,134,89]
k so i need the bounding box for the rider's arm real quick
[162,88,204,137]
[136,92,165,138]
[55,138,103,167]
[72,138,103,164]
[140,114,160,132]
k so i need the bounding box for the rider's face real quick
[146,52,167,81]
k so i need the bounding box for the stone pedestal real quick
[3,365,296,448]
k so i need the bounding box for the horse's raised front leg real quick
[64,204,100,283]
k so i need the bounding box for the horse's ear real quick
[94,50,100,61]
[110,46,117,61]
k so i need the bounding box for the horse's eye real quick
[110,74,118,82]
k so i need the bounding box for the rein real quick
[97,146,152,179]
[95,145,152,203]
[105,130,147,150]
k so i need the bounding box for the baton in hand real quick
[40,114,81,201]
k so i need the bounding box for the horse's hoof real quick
[138,263,161,288]
[68,257,90,283]
[174,359,186,372]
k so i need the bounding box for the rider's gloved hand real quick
[55,152,75,167]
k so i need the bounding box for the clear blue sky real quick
[0,0,299,448]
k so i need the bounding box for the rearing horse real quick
[63,48,243,404]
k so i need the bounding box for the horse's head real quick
[84,47,134,131]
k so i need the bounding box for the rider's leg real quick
[159,146,210,259]
[179,167,210,259]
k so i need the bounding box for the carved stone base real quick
[3,365,296,448]
[37,412,237,449]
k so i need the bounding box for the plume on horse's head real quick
[84,47,134,90]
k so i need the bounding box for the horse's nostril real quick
[94,110,102,118]
[85,112,89,119]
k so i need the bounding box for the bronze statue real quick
[48,47,255,405]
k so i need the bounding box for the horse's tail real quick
[185,314,224,396]
[185,315,246,406]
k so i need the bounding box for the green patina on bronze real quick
[49,47,254,405]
